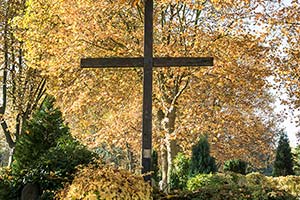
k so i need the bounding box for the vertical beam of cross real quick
[142,0,153,182]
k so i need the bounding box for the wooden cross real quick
[81,0,213,181]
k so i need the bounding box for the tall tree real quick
[253,2,300,128]
[273,130,294,177]
[0,0,46,165]
[17,0,278,187]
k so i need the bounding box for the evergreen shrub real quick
[223,159,248,174]
[12,96,95,199]
[189,135,217,177]
[170,152,190,190]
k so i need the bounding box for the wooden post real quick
[142,0,153,182]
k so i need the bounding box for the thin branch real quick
[170,76,190,108]
[0,120,15,148]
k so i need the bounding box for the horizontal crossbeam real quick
[81,57,213,68]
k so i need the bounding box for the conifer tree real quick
[273,131,294,176]
[189,135,217,177]
[12,95,94,198]
[13,96,69,172]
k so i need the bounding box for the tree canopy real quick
[0,0,300,197]
[13,0,283,170]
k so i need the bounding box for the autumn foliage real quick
[1,0,300,198]
[8,0,300,193]
[56,162,152,200]
[14,0,281,173]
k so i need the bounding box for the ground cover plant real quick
[56,161,152,200]
[155,173,300,200]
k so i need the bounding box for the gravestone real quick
[21,183,40,200]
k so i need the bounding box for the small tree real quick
[189,135,217,177]
[12,95,95,198]
[272,131,294,176]
[13,96,69,172]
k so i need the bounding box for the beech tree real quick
[0,0,46,165]
[16,0,280,187]
[251,2,300,127]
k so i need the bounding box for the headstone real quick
[21,183,40,200]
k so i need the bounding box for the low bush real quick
[157,185,296,200]
[170,153,190,190]
[223,159,248,175]
[246,172,268,186]
[56,161,152,200]
[0,167,17,199]
[187,173,226,191]
[181,172,299,200]
[267,176,300,198]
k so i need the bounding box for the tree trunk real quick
[161,106,181,191]
[126,142,134,172]
[7,147,15,167]
[1,13,16,164]
[160,143,168,191]
[156,72,190,191]
[0,1,45,166]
